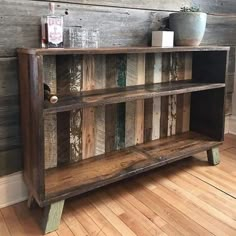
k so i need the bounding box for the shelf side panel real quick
[191,51,228,141]
[192,51,227,84]
[190,88,225,141]
[30,55,45,200]
[19,54,35,196]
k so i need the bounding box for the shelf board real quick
[44,131,221,204]
[18,46,230,55]
[44,81,225,114]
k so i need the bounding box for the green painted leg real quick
[207,147,220,165]
[42,200,64,234]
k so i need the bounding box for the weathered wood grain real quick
[144,53,162,142]
[105,55,126,152]
[37,0,190,11]
[0,58,18,96]
[125,54,145,147]
[1,0,234,178]
[44,131,221,203]
[44,82,225,114]
[43,56,57,169]
[160,54,170,138]
[82,55,96,159]
[182,53,192,132]
[56,55,83,163]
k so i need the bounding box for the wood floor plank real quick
[124,181,209,235]
[13,202,44,236]
[56,220,74,236]
[148,174,236,234]
[96,191,152,236]
[107,187,167,236]
[0,210,10,236]
[156,167,236,220]
[88,194,137,236]
[1,206,25,236]
[180,161,236,197]
[62,206,88,236]
[68,200,106,236]
[78,198,121,236]
[120,184,183,236]
[137,176,226,235]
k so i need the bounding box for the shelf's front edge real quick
[43,83,225,114]
[41,140,222,206]
[17,46,230,56]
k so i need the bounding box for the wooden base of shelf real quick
[44,131,221,204]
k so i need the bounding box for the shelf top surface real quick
[44,81,225,114]
[17,46,230,55]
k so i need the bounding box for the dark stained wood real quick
[44,131,222,205]
[44,81,225,114]
[18,53,32,189]
[56,56,71,165]
[191,50,229,140]
[18,46,230,56]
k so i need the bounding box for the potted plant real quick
[169,6,207,46]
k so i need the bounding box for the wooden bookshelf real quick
[18,46,229,234]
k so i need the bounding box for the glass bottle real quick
[41,3,64,48]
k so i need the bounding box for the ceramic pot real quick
[169,12,207,46]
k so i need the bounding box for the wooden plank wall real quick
[0,0,235,176]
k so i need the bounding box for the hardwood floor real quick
[1,134,236,236]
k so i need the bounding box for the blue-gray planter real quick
[169,12,207,46]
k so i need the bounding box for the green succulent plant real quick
[180,6,200,12]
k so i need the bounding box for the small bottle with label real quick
[41,3,64,48]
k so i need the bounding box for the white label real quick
[47,16,63,45]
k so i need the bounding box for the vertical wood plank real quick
[116,55,127,150]
[126,54,145,147]
[105,55,118,153]
[160,53,170,138]
[56,55,83,163]
[69,56,83,162]
[94,55,106,156]
[43,56,57,169]
[175,53,185,135]
[105,55,126,152]
[183,53,192,132]
[82,55,96,159]
[82,55,106,159]
[144,53,162,142]
[168,53,177,137]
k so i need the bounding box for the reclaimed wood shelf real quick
[45,131,221,203]
[18,46,230,55]
[18,46,229,234]
[44,81,225,113]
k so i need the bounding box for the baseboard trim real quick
[0,171,28,208]
[229,115,236,135]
